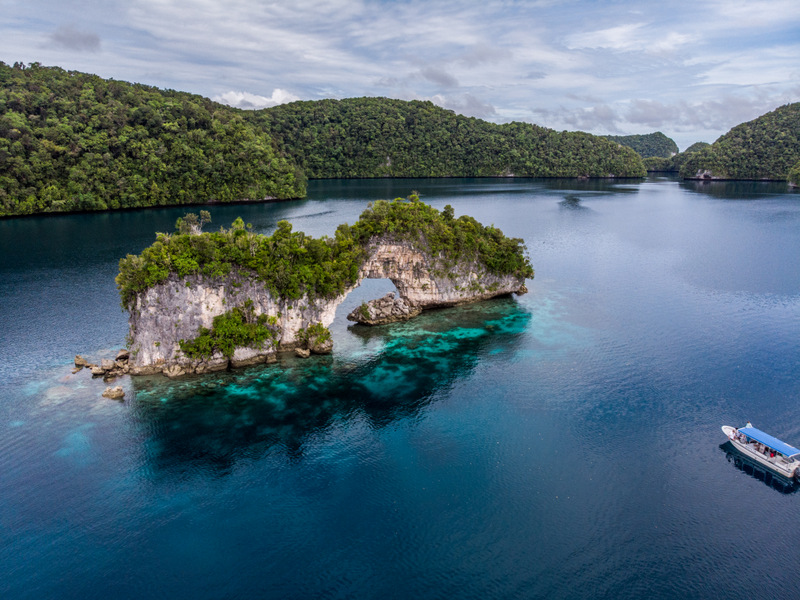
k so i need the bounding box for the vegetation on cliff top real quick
[116,196,534,309]
[679,103,800,180]
[603,132,678,158]
[0,61,305,216]
[253,97,645,179]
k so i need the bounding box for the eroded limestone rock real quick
[125,238,529,377]
[347,292,422,326]
[102,386,124,400]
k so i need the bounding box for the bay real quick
[1,176,799,599]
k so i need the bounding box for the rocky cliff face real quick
[361,238,528,307]
[126,238,528,376]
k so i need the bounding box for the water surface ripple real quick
[2,177,799,599]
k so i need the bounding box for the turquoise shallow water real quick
[1,177,800,599]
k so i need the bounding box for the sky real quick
[2,0,799,150]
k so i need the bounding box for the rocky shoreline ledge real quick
[73,350,130,398]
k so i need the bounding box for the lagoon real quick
[1,176,799,599]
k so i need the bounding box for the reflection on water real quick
[127,298,530,475]
[720,442,798,494]
[680,179,794,200]
[558,194,588,210]
[306,176,642,202]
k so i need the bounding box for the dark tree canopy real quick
[0,62,305,216]
[252,97,646,179]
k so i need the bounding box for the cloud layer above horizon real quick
[2,0,799,149]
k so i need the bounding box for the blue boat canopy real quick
[739,427,800,457]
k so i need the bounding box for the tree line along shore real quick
[1,61,798,217]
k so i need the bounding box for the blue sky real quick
[2,0,799,150]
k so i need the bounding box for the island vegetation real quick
[1,62,647,217]
[4,60,797,217]
[0,61,304,217]
[789,161,800,187]
[253,97,646,179]
[603,132,678,158]
[679,103,800,180]
[116,194,534,310]
[643,142,711,172]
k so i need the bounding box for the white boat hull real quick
[722,425,799,481]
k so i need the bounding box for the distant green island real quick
[2,61,799,217]
[678,103,800,181]
[603,132,678,158]
[253,97,643,180]
[641,142,710,173]
[0,62,641,217]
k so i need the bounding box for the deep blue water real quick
[1,177,800,599]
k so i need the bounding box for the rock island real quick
[116,195,533,377]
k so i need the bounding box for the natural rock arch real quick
[126,236,528,376]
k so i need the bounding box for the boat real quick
[722,422,800,481]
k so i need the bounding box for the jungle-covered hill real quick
[643,142,711,172]
[679,103,800,180]
[1,61,646,217]
[0,61,305,217]
[252,97,646,179]
[603,132,678,158]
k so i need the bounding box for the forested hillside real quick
[680,103,800,180]
[0,62,305,216]
[1,62,648,217]
[790,161,800,187]
[603,132,678,158]
[643,141,711,172]
[252,98,646,179]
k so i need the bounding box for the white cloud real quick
[565,23,647,51]
[692,45,800,87]
[214,89,300,109]
[565,22,694,53]
[0,0,798,150]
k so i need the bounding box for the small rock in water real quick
[163,364,185,378]
[115,349,130,361]
[74,355,88,368]
[310,338,333,355]
[347,293,421,326]
[101,358,115,371]
[294,347,311,359]
[90,365,105,376]
[102,386,125,400]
